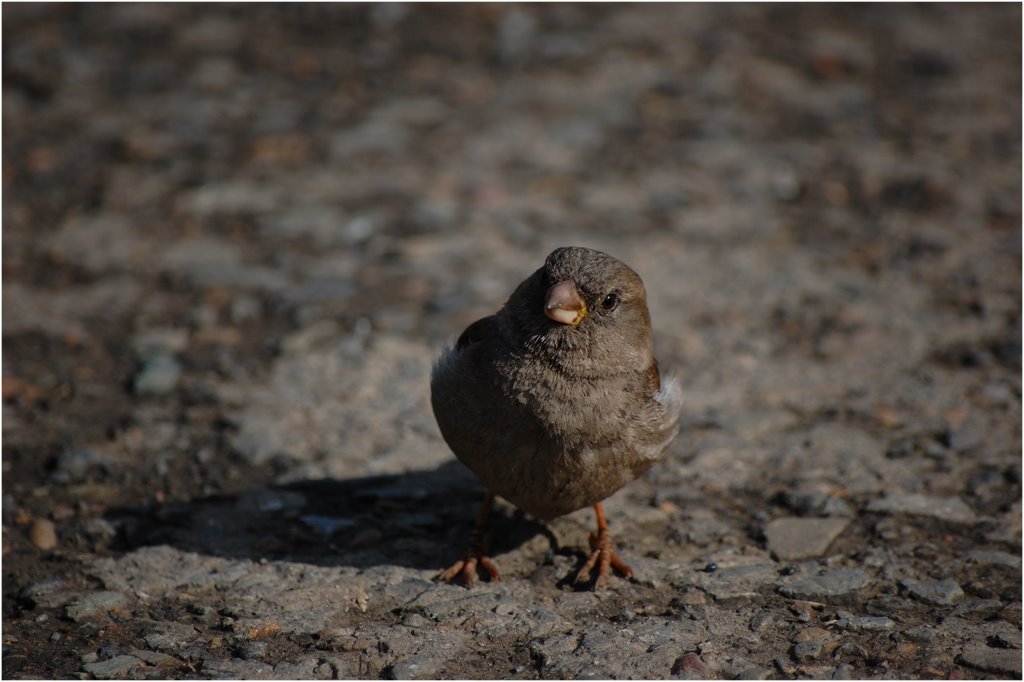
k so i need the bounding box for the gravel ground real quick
[3,4,1021,680]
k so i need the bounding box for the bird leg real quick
[438,492,502,586]
[574,502,633,589]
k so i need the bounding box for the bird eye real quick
[601,292,620,311]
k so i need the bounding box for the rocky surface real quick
[3,4,1020,680]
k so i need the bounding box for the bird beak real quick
[545,279,587,326]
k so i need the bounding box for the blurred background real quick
[2,4,1020,678]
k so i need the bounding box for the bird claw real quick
[438,553,501,586]
[573,530,633,589]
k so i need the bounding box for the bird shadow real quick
[105,459,565,574]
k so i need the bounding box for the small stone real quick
[131,328,189,359]
[737,667,773,680]
[901,578,963,606]
[866,494,976,523]
[230,295,262,323]
[965,550,1021,569]
[133,355,181,396]
[401,613,432,628]
[792,627,830,643]
[29,518,58,550]
[774,656,796,675]
[50,447,116,484]
[129,650,178,667]
[902,626,937,643]
[997,602,1021,622]
[82,654,141,679]
[987,632,1022,649]
[770,164,803,202]
[693,560,779,600]
[833,612,894,632]
[779,568,872,599]
[143,622,199,650]
[952,599,1004,619]
[98,645,121,660]
[822,498,854,517]
[792,639,824,662]
[749,610,776,632]
[389,655,444,680]
[239,640,267,660]
[764,517,850,561]
[200,656,275,679]
[66,591,130,622]
[832,663,855,679]
[611,607,635,623]
[671,653,707,677]
[789,601,815,622]
[82,518,117,544]
[274,656,322,679]
[958,645,1023,677]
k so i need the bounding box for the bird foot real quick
[438,552,502,587]
[574,529,633,589]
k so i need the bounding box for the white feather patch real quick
[655,373,684,412]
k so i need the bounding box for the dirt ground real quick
[2,3,1021,680]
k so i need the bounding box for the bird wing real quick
[455,315,501,351]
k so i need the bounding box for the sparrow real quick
[430,246,682,588]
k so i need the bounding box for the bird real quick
[430,246,682,589]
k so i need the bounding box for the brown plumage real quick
[431,246,682,588]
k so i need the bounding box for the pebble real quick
[749,610,776,632]
[822,498,854,517]
[764,516,850,560]
[50,447,115,483]
[832,663,855,679]
[866,494,976,523]
[29,518,58,550]
[133,354,182,396]
[901,578,964,605]
[957,644,1023,677]
[833,612,894,632]
[988,631,1021,649]
[792,639,824,662]
[131,328,189,359]
[965,550,1021,569]
[671,652,707,677]
[389,654,444,680]
[129,649,178,667]
[143,622,199,650]
[997,602,1021,622]
[793,626,832,643]
[273,656,324,679]
[65,591,130,622]
[82,654,141,679]
[200,656,275,679]
[952,599,1003,619]
[82,518,117,544]
[22,577,80,609]
[239,640,267,660]
[98,645,121,660]
[901,626,937,643]
[694,561,779,600]
[779,568,872,599]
